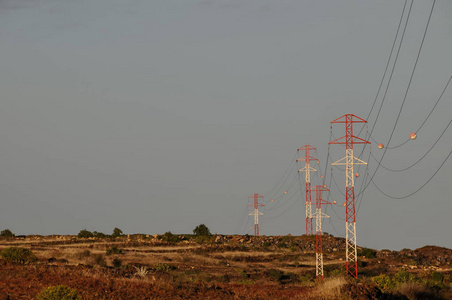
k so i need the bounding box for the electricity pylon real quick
[311,185,331,281]
[248,193,264,236]
[329,114,369,278]
[297,145,319,235]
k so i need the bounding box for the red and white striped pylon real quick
[297,145,319,236]
[311,185,331,281]
[248,193,264,236]
[329,114,369,278]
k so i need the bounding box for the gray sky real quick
[0,0,451,251]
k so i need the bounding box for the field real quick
[1,233,452,299]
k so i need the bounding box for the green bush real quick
[432,271,444,283]
[194,235,212,244]
[154,262,175,271]
[359,248,377,258]
[37,285,80,300]
[193,224,211,236]
[112,227,123,238]
[106,245,123,256]
[394,269,418,284]
[266,268,284,282]
[0,229,14,237]
[372,274,396,291]
[77,229,93,238]
[161,231,181,243]
[0,247,37,264]
[92,231,107,238]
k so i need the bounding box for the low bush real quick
[92,254,106,267]
[0,247,37,264]
[432,271,444,283]
[266,268,284,282]
[359,248,377,259]
[154,262,175,271]
[112,258,122,268]
[106,245,123,256]
[37,285,80,300]
[372,274,396,291]
[161,231,181,243]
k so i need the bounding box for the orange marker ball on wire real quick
[378,143,384,149]
[320,175,324,179]
[333,201,337,204]
[284,191,287,194]
[410,132,417,140]
[342,203,346,207]
[355,173,359,178]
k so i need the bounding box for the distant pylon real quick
[248,193,264,236]
[311,185,331,281]
[297,145,319,236]
[329,114,370,278]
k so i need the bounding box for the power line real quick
[369,148,451,199]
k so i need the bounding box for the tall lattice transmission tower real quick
[297,145,319,235]
[312,185,331,281]
[248,193,264,236]
[329,114,369,278]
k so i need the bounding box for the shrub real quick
[194,235,211,244]
[112,227,123,238]
[37,285,80,300]
[193,224,211,236]
[432,271,444,283]
[106,245,123,256]
[92,231,107,238]
[0,247,37,264]
[155,262,175,271]
[394,269,418,284]
[161,231,181,243]
[0,229,14,237]
[359,248,377,259]
[92,254,106,267]
[112,258,122,268]
[266,268,284,282]
[372,274,396,291]
[77,229,93,238]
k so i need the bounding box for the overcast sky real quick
[0,0,451,251]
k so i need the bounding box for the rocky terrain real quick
[1,233,451,299]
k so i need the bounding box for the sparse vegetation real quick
[106,245,123,255]
[0,233,451,299]
[37,285,80,300]
[0,247,37,264]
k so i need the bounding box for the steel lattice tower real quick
[297,145,319,235]
[329,114,369,278]
[312,185,331,281]
[248,193,264,236]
